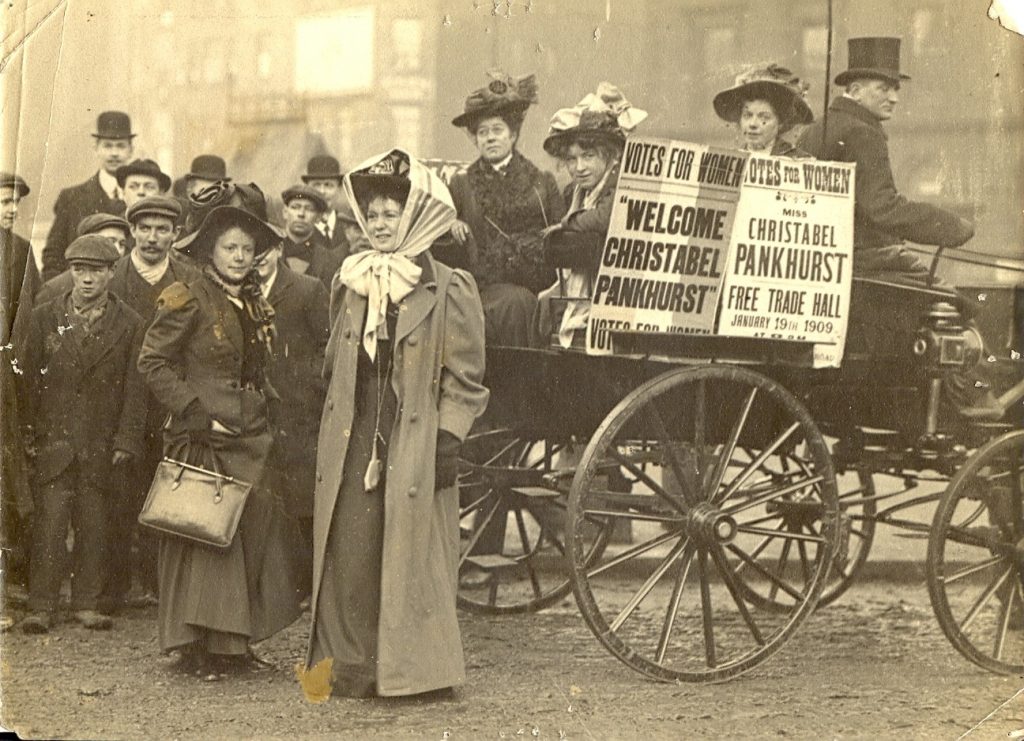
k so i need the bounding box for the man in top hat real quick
[18,235,147,634]
[301,155,348,250]
[42,111,137,282]
[1,172,35,603]
[280,184,343,289]
[798,37,974,282]
[185,154,230,198]
[34,213,133,306]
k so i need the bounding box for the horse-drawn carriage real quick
[455,220,1024,683]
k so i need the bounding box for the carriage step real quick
[464,554,521,573]
[510,486,562,499]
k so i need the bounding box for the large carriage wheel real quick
[927,430,1024,675]
[567,365,839,683]
[457,428,613,614]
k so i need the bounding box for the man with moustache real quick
[279,184,343,289]
[42,111,136,281]
[254,242,330,604]
[18,235,147,634]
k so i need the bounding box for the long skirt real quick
[157,428,301,655]
[308,340,397,696]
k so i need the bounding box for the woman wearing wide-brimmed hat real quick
[448,71,565,347]
[535,82,647,348]
[138,205,301,680]
[713,63,814,157]
[305,149,488,698]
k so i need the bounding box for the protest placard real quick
[585,136,745,354]
[717,155,855,367]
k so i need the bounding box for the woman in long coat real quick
[447,71,564,347]
[306,149,489,697]
[712,63,814,157]
[138,205,300,678]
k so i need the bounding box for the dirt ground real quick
[1,577,1022,740]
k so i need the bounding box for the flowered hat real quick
[542,82,648,156]
[452,70,539,130]
[713,63,814,128]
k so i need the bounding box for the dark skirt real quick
[157,427,301,655]
[308,337,397,697]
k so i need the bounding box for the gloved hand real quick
[435,430,462,491]
[180,399,213,445]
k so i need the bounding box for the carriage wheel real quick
[820,466,876,606]
[456,428,613,614]
[927,430,1024,675]
[567,365,839,683]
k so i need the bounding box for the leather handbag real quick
[138,456,252,549]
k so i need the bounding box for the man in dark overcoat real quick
[255,242,330,602]
[797,37,974,284]
[41,111,136,281]
[18,235,147,634]
[280,184,344,290]
[301,155,350,251]
[1,172,35,603]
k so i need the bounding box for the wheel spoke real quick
[587,529,686,578]
[458,495,503,567]
[609,537,690,632]
[735,524,825,543]
[714,422,802,505]
[796,536,812,585]
[642,403,701,507]
[655,542,696,665]
[941,554,1006,585]
[708,545,765,645]
[697,548,716,668]
[732,523,785,577]
[513,508,543,599]
[960,566,1014,633]
[722,475,824,516]
[706,388,758,501]
[993,578,1018,661]
[727,543,805,601]
[608,448,689,518]
[768,538,794,602]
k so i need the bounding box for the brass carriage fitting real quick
[913,301,983,370]
[687,501,738,545]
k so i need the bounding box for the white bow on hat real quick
[547,82,648,135]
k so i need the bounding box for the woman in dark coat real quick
[712,63,814,157]
[535,83,647,347]
[138,205,300,679]
[447,71,564,347]
[306,149,488,698]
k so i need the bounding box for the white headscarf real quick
[338,149,456,359]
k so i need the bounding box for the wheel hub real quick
[687,501,738,546]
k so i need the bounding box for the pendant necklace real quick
[363,339,394,493]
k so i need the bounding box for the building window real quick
[801,25,828,71]
[295,7,375,94]
[391,19,423,73]
[391,105,422,154]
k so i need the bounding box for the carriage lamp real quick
[912,301,984,370]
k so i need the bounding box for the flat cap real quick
[281,183,328,213]
[0,172,30,198]
[126,195,182,224]
[77,212,131,237]
[64,234,120,266]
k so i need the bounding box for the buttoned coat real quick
[42,174,126,281]
[265,263,330,518]
[797,96,972,252]
[18,291,147,485]
[306,254,489,696]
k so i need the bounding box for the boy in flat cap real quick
[280,184,343,289]
[18,235,147,634]
[42,111,137,281]
[35,213,132,306]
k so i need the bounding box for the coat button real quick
[343,329,352,338]
[409,412,419,422]
[229,380,239,389]
[327,399,334,410]
[408,486,417,497]
[317,473,322,482]
[407,334,419,346]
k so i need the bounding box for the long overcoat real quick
[306,254,489,696]
[42,174,125,281]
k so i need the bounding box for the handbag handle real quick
[165,454,239,504]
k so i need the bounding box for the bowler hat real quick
[76,213,130,237]
[126,195,182,224]
[180,206,281,261]
[116,159,172,193]
[64,234,120,266]
[281,184,328,213]
[92,111,136,140]
[713,63,814,129]
[0,172,30,198]
[452,70,539,130]
[301,155,344,183]
[835,37,911,87]
[186,155,230,182]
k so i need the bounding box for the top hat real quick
[64,234,121,266]
[187,155,230,182]
[92,111,137,140]
[77,212,130,237]
[452,70,539,130]
[835,37,911,87]
[0,172,30,198]
[281,183,329,213]
[115,159,172,192]
[301,155,344,183]
[713,63,814,128]
[126,195,182,224]
[180,206,281,261]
